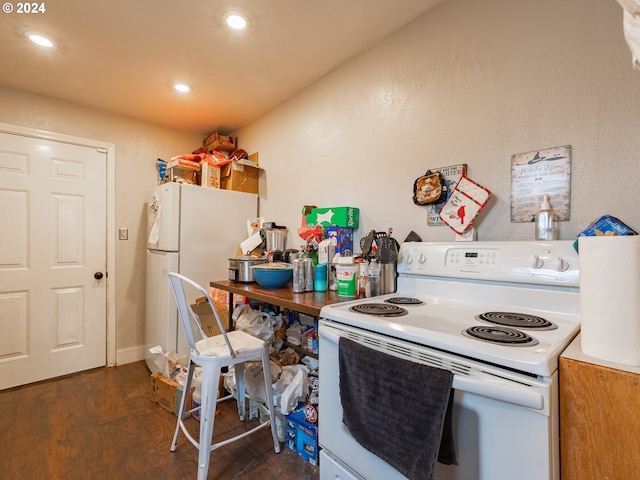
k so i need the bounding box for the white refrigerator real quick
[145,182,257,372]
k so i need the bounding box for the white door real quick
[0,131,107,389]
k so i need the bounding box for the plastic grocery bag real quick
[273,365,310,415]
[233,304,275,343]
[149,345,188,383]
[223,360,282,404]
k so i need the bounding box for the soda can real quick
[304,258,315,292]
[292,259,306,293]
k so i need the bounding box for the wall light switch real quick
[119,227,128,240]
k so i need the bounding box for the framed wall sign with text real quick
[510,145,571,223]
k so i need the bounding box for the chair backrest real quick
[167,272,237,358]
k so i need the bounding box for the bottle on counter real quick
[314,263,328,292]
[535,194,558,241]
[357,261,370,299]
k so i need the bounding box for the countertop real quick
[209,280,348,317]
[561,333,640,375]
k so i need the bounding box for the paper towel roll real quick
[579,236,640,366]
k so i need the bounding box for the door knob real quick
[94,272,104,280]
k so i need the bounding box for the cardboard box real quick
[306,207,359,228]
[200,162,222,188]
[150,372,194,416]
[300,205,317,228]
[166,166,198,184]
[326,226,354,256]
[284,407,318,467]
[247,152,259,165]
[318,237,336,264]
[221,160,261,194]
[203,132,236,152]
[191,300,229,336]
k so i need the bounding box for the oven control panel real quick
[446,248,499,268]
[398,241,579,286]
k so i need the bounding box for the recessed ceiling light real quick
[26,32,54,48]
[174,83,191,93]
[224,12,248,30]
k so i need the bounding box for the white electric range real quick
[319,241,580,480]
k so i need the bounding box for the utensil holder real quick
[381,263,397,294]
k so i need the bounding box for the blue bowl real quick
[251,263,294,289]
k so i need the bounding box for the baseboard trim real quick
[116,345,146,366]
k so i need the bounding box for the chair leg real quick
[262,347,282,453]
[235,363,246,421]
[197,365,221,480]
[171,359,195,452]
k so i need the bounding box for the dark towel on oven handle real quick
[339,337,456,480]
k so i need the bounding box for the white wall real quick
[0,86,202,362]
[237,0,640,248]
[1,0,639,364]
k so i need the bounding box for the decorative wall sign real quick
[425,164,467,226]
[510,145,571,223]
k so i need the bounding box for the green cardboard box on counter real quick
[306,206,359,228]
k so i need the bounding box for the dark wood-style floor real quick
[0,361,319,480]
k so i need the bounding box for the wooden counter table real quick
[210,279,347,319]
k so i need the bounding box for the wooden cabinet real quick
[559,335,640,479]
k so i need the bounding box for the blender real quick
[264,225,287,262]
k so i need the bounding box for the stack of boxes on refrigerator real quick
[164,131,262,194]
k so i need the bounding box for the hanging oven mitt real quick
[413,170,445,205]
[439,176,491,234]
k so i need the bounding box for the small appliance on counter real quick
[263,223,287,262]
[228,255,267,283]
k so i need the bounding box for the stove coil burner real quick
[349,303,408,317]
[385,297,424,306]
[463,326,538,346]
[476,311,556,330]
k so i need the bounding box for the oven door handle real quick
[321,324,544,411]
[452,376,543,410]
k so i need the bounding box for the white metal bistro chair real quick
[167,272,281,480]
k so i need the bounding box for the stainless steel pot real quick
[228,256,267,283]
